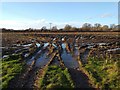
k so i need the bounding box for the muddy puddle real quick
[61,43,80,69]
[35,51,51,68]
[25,41,117,69]
[26,42,55,68]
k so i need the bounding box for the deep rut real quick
[69,68,94,88]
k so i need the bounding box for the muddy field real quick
[1,32,120,89]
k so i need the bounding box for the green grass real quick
[1,54,24,88]
[39,65,74,90]
[84,56,120,89]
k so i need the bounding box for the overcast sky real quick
[0,2,118,30]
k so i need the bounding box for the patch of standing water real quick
[107,48,120,52]
[62,38,65,41]
[26,56,35,65]
[36,43,41,47]
[62,43,66,49]
[97,43,107,46]
[87,45,94,49]
[2,55,9,59]
[44,43,49,48]
[74,48,79,56]
[26,49,43,65]
[22,44,32,47]
[35,52,50,68]
[24,53,29,58]
[52,43,57,48]
[61,50,80,69]
[61,43,80,69]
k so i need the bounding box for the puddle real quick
[36,43,41,47]
[74,48,79,56]
[24,53,29,58]
[22,44,32,47]
[0,47,6,49]
[43,43,49,48]
[62,38,65,41]
[87,45,95,49]
[62,43,66,49]
[2,55,9,59]
[53,38,56,41]
[61,44,80,69]
[26,44,49,67]
[35,52,51,68]
[26,56,35,65]
[52,43,57,48]
[97,43,107,46]
[107,48,120,52]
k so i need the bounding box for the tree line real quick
[1,23,120,32]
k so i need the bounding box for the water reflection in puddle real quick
[44,43,49,48]
[107,48,120,52]
[26,42,98,69]
[62,43,66,49]
[52,43,57,48]
[35,52,50,68]
[61,43,80,69]
[26,56,35,65]
[61,51,79,69]
[22,44,32,47]
[36,43,41,47]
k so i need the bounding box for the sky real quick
[0,2,118,30]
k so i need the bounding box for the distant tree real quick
[102,25,109,31]
[70,27,78,31]
[118,24,120,30]
[2,28,6,32]
[82,23,92,31]
[59,29,63,31]
[64,24,72,31]
[52,26,58,31]
[41,26,47,31]
[110,24,116,29]
[94,23,101,31]
[115,24,120,31]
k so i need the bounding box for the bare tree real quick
[102,25,109,31]
[52,26,58,31]
[41,26,47,31]
[64,24,72,31]
[94,23,101,31]
[70,27,78,31]
[82,23,92,31]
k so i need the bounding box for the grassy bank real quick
[39,65,74,89]
[83,56,120,89]
[1,54,24,88]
